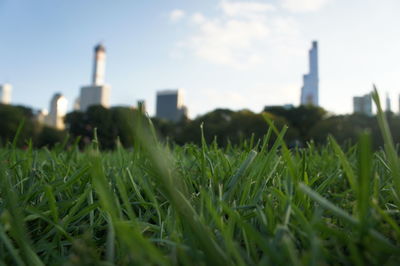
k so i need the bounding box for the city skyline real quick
[2,41,395,118]
[1,0,399,117]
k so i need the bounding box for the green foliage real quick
[154,105,400,149]
[0,104,66,148]
[65,105,138,149]
[0,104,36,147]
[3,101,400,150]
[265,104,327,141]
[36,126,67,148]
[154,108,298,147]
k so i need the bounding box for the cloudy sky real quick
[0,0,399,116]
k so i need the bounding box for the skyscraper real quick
[79,44,111,111]
[156,89,187,122]
[386,93,391,112]
[0,83,12,104]
[46,93,68,130]
[353,94,372,116]
[300,41,319,106]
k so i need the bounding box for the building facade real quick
[156,89,187,122]
[46,93,68,130]
[79,44,110,111]
[0,83,12,104]
[80,85,110,111]
[300,41,319,106]
[353,94,372,116]
[386,94,391,112]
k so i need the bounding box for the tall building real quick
[46,93,68,130]
[386,93,391,112]
[300,41,319,106]
[36,109,49,125]
[73,97,80,111]
[156,89,187,122]
[79,44,111,111]
[0,83,12,104]
[353,94,372,116]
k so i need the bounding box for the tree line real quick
[0,103,398,150]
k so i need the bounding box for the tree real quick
[36,126,67,148]
[65,105,139,149]
[0,104,37,147]
[264,105,327,143]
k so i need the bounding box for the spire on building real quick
[92,43,106,86]
[95,43,105,53]
[300,41,319,106]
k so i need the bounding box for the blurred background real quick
[0,0,399,149]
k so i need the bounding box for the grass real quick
[0,89,400,265]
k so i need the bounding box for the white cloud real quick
[189,18,270,68]
[169,9,186,22]
[173,0,304,69]
[281,0,331,13]
[219,0,276,18]
[191,13,206,24]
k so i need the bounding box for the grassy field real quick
[1,90,400,265]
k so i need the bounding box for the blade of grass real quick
[329,136,357,193]
[371,87,400,204]
[263,114,297,183]
[223,149,257,201]
[0,225,25,266]
[299,183,396,250]
[44,185,59,223]
[0,164,44,266]
[133,117,230,265]
[357,132,372,234]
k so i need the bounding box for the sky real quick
[0,0,399,117]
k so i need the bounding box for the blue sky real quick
[1,0,399,117]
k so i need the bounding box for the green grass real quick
[1,90,400,265]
